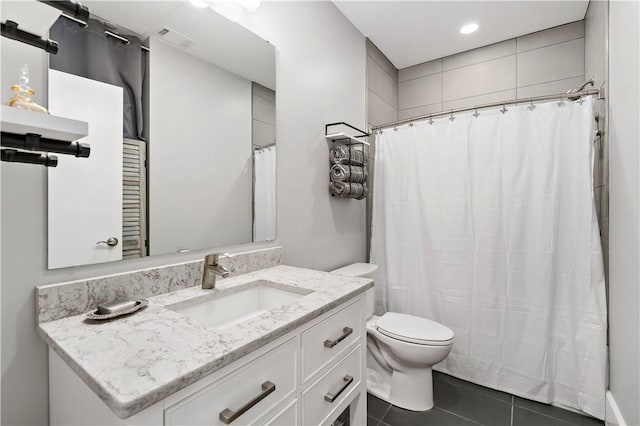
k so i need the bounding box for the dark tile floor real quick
[367,372,604,426]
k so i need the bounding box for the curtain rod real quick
[254,143,276,151]
[59,14,150,52]
[371,89,602,131]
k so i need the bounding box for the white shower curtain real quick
[254,146,276,241]
[371,96,607,419]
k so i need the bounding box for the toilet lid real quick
[376,312,455,346]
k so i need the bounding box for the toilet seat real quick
[376,312,454,346]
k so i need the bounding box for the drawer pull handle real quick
[219,381,276,424]
[324,375,353,403]
[324,327,353,348]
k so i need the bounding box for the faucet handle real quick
[207,252,230,264]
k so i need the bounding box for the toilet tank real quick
[330,263,378,318]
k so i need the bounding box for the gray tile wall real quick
[365,39,398,258]
[252,82,276,148]
[397,21,586,119]
[585,0,609,277]
[366,39,398,127]
[367,17,609,272]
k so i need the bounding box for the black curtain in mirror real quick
[49,17,145,140]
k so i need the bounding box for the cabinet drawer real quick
[302,345,362,426]
[301,301,361,383]
[165,337,297,425]
[262,399,298,426]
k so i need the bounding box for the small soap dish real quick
[86,299,148,321]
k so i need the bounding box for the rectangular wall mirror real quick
[45,1,276,269]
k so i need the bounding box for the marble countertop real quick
[38,265,373,419]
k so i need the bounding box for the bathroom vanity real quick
[38,264,373,425]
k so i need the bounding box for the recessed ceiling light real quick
[189,0,209,8]
[460,23,479,35]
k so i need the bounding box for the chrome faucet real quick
[202,253,230,289]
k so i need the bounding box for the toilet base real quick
[389,366,434,411]
[366,365,435,412]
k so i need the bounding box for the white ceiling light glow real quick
[459,23,479,35]
[189,0,209,8]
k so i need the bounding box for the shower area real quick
[365,11,609,421]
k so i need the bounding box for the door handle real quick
[96,237,118,247]
[324,375,353,403]
[324,327,353,348]
[219,381,276,424]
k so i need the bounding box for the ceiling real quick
[334,1,589,69]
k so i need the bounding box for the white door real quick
[48,70,123,269]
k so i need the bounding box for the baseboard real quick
[606,391,627,426]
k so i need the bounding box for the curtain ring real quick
[578,96,585,105]
[528,97,536,111]
[409,122,414,127]
[501,104,508,114]
[428,115,434,125]
[393,127,398,132]
[558,94,565,107]
[473,106,480,118]
[449,109,455,121]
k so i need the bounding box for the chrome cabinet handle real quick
[219,381,276,424]
[96,237,118,247]
[324,375,353,403]
[324,327,353,348]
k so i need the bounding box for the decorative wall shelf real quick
[1,105,88,141]
[1,105,90,166]
[325,122,370,146]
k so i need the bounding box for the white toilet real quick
[331,263,454,411]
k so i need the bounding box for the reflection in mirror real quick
[45,1,276,269]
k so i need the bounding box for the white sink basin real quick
[171,281,311,330]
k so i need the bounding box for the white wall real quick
[607,1,640,425]
[0,2,366,424]
[211,2,367,271]
[148,38,253,255]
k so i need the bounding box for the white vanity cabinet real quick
[49,294,367,426]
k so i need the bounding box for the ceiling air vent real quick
[155,27,195,49]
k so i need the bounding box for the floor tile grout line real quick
[510,395,515,426]
[377,403,392,424]
[435,406,486,426]
[515,405,586,426]
[435,376,513,405]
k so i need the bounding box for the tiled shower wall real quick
[366,15,609,271]
[366,38,399,127]
[585,0,609,276]
[396,21,586,119]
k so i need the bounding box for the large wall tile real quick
[442,39,516,71]
[398,73,442,109]
[399,59,442,82]
[442,55,516,101]
[517,20,584,53]
[366,38,398,79]
[252,83,275,102]
[252,91,276,124]
[517,38,584,86]
[367,55,397,107]
[585,33,606,86]
[252,119,276,146]
[516,76,585,98]
[398,102,443,120]
[368,91,398,126]
[441,89,516,112]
